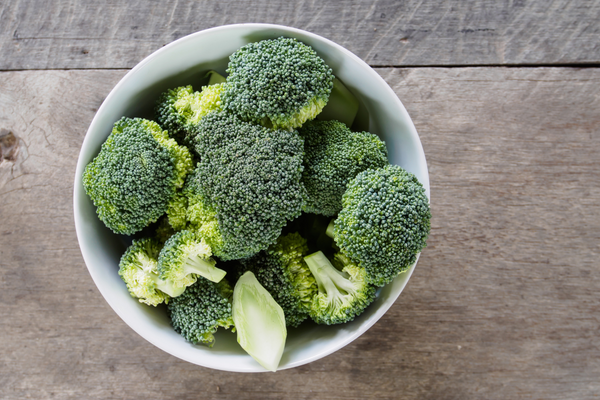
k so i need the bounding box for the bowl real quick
[73,23,430,372]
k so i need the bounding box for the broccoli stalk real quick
[232,271,287,372]
[303,251,376,325]
[316,78,359,128]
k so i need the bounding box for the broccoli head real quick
[155,83,226,146]
[157,230,226,293]
[222,37,334,130]
[167,277,235,346]
[334,165,431,286]
[303,251,376,325]
[240,232,317,327]
[118,238,184,306]
[82,117,192,235]
[299,120,389,216]
[189,111,306,260]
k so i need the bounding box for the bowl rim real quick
[73,23,429,372]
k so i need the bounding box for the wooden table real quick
[1,1,599,399]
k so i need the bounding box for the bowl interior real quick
[74,23,429,372]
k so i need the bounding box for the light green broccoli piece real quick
[155,82,226,145]
[157,230,226,294]
[118,238,184,306]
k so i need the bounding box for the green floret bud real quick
[82,117,192,235]
[304,251,376,325]
[191,111,306,260]
[165,189,188,231]
[241,232,317,327]
[222,37,334,131]
[299,120,389,216]
[158,230,226,293]
[334,165,431,287]
[118,238,183,306]
[155,83,226,145]
[182,169,226,256]
[168,277,235,347]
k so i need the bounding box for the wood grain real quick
[1,0,599,70]
[0,67,598,399]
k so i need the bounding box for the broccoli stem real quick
[206,70,227,85]
[316,78,359,128]
[152,275,185,298]
[304,251,356,297]
[325,219,335,239]
[184,254,226,283]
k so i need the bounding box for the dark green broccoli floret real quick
[157,230,226,292]
[168,277,235,347]
[82,117,192,235]
[118,238,183,306]
[189,111,306,260]
[155,83,226,146]
[299,120,389,216]
[334,165,431,286]
[304,251,376,325]
[222,37,334,131]
[240,232,317,327]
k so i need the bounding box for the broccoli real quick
[83,117,192,235]
[155,83,226,146]
[222,37,334,131]
[240,232,316,327]
[188,111,306,260]
[168,277,235,346]
[118,238,184,306]
[158,230,226,295]
[232,271,287,372]
[333,165,431,287]
[299,120,389,216]
[303,251,376,325]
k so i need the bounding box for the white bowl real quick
[73,23,430,372]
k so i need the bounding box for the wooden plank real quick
[1,0,599,70]
[0,67,599,399]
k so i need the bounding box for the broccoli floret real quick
[189,111,306,260]
[82,117,193,235]
[299,120,389,216]
[118,238,184,306]
[334,165,431,286]
[155,83,225,145]
[240,232,317,327]
[222,37,334,131]
[158,230,226,293]
[167,277,235,347]
[303,251,376,325]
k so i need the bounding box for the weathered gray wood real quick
[1,67,599,399]
[1,0,599,70]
